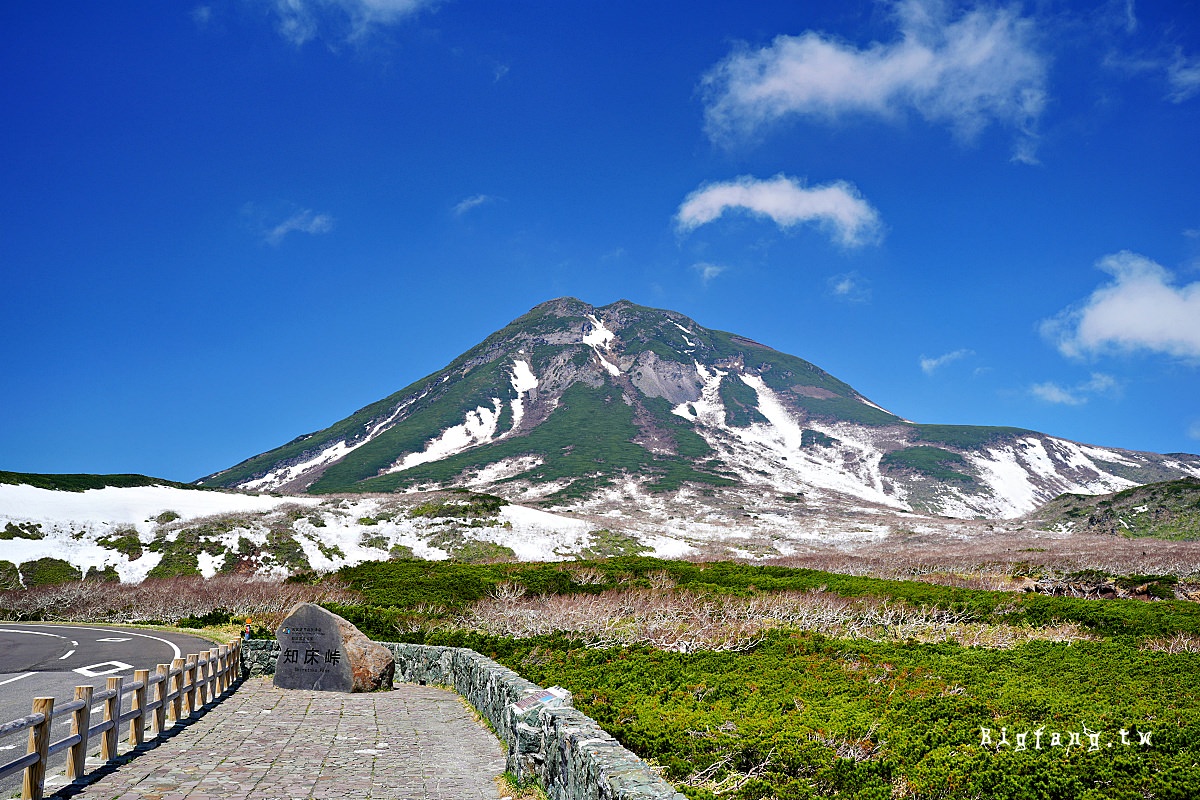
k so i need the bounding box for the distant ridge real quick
[0,471,196,493]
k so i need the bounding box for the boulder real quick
[273,602,394,692]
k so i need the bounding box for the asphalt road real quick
[0,623,221,798]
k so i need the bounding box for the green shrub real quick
[881,446,973,483]
[178,608,236,628]
[0,560,22,589]
[19,557,82,586]
[84,565,120,582]
[451,541,517,563]
[1,521,44,540]
[96,528,144,560]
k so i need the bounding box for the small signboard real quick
[510,686,572,716]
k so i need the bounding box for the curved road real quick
[0,623,223,798]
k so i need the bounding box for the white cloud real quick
[265,0,438,46]
[675,174,881,247]
[692,262,727,285]
[191,5,213,27]
[1188,420,1200,440]
[919,348,973,375]
[1030,373,1117,405]
[453,194,494,216]
[1042,251,1200,359]
[827,271,870,302]
[265,209,334,245]
[1030,381,1084,405]
[701,0,1047,162]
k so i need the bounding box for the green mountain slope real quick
[1032,478,1200,540]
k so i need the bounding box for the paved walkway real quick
[50,678,505,800]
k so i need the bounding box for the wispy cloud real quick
[675,174,881,247]
[1167,51,1200,102]
[453,194,495,216]
[700,0,1047,163]
[265,209,335,245]
[920,348,973,376]
[1041,251,1200,359]
[692,262,727,285]
[1030,373,1118,405]
[191,5,213,27]
[827,271,870,302]
[1123,0,1138,33]
[264,0,439,46]
[1188,420,1200,440]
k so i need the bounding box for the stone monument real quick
[274,602,395,692]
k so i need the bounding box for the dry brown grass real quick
[459,584,1095,652]
[0,574,360,628]
[757,528,1200,584]
[1141,632,1200,654]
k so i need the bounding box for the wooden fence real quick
[0,639,242,800]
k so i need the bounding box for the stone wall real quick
[242,640,685,800]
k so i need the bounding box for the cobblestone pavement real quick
[51,678,505,800]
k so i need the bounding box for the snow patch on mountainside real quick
[583,314,621,376]
[717,374,905,510]
[957,437,1141,518]
[236,390,434,491]
[582,314,615,348]
[672,321,697,348]
[0,484,313,527]
[240,439,353,491]
[464,456,545,487]
[387,399,504,473]
[0,484,320,582]
[672,362,727,427]
[508,359,538,431]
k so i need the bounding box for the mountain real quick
[1027,477,1200,540]
[201,298,1200,519]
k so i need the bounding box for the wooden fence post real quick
[22,696,54,800]
[183,654,198,717]
[169,658,184,723]
[130,670,149,747]
[153,663,169,734]
[197,653,209,707]
[217,645,230,693]
[101,677,122,762]
[208,647,220,698]
[66,685,92,781]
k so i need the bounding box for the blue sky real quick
[2,0,1198,482]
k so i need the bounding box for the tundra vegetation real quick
[2,557,1197,799]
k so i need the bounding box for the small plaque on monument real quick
[274,602,394,692]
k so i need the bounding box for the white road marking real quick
[59,649,76,660]
[73,661,134,678]
[0,672,35,686]
[13,625,183,660]
[0,629,67,638]
[95,637,132,643]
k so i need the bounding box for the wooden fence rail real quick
[0,639,241,800]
